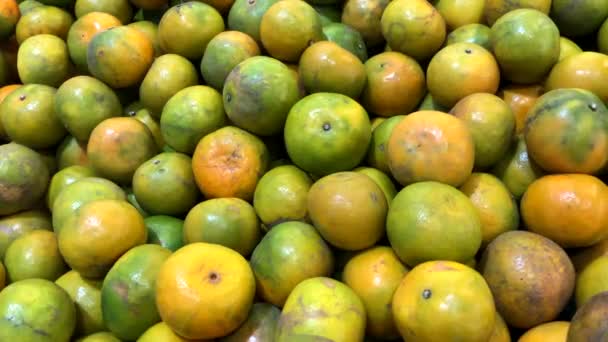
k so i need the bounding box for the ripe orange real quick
[387,110,475,187]
[360,52,426,117]
[156,242,256,340]
[191,126,269,201]
[427,43,500,108]
[518,321,570,342]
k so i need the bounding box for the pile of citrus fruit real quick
[0,0,608,340]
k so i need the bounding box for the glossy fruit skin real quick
[101,244,171,340]
[274,277,366,341]
[392,261,496,342]
[156,242,256,340]
[322,22,368,62]
[342,246,408,340]
[17,34,71,87]
[545,52,608,105]
[521,174,608,249]
[74,0,133,25]
[284,93,371,176]
[0,278,77,342]
[191,126,269,201]
[158,2,225,60]
[576,255,608,309]
[479,230,576,329]
[518,321,570,342]
[0,143,50,216]
[0,209,52,259]
[219,303,281,342]
[0,0,20,40]
[15,5,73,44]
[387,110,475,187]
[3,230,67,283]
[484,0,551,26]
[567,291,608,341]
[523,88,608,175]
[361,52,426,117]
[227,0,280,44]
[446,23,492,50]
[550,0,608,37]
[223,56,300,136]
[380,0,446,61]
[250,221,334,307]
[499,84,543,135]
[143,215,183,252]
[490,8,560,84]
[55,270,104,337]
[87,26,154,89]
[387,181,482,267]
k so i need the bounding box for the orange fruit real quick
[417,92,450,112]
[139,53,199,118]
[499,83,543,135]
[66,12,122,73]
[550,0,608,37]
[183,198,261,257]
[226,0,281,44]
[252,164,313,229]
[58,199,147,279]
[127,108,164,149]
[156,242,256,340]
[144,215,184,252]
[342,246,408,340]
[381,0,445,62]
[0,143,50,216]
[366,115,404,173]
[55,75,123,142]
[341,0,390,48]
[322,22,368,62]
[15,5,73,44]
[0,209,52,259]
[387,110,475,187]
[52,176,126,234]
[87,26,154,89]
[137,322,197,342]
[220,303,281,342]
[307,171,388,251]
[427,43,501,108]
[74,0,133,24]
[0,84,21,140]
[223,56,300,136]
[575,255,608,309]
[77,332,122,341]
[127,20,163,57]
[275,277,366,341]
[387,181,482,267]
[284,93,371,176]
[56,135,90,170]
[479,230,576,329]
[1,84,67,149]
[434,0,485,30]
[354,166,398,207]
[567,292,608,342]
[488,313,511,342]
[158,2,225,60]
[558,36,582,61]
[3,230,67,282]
[200,30,261,91]
[518,321,570,342]
[450,93,515,168]
[192,126,269,201]
[160,85,227,154]
[259,0,325,63]
[0,279,76,341]
[87,117,158,184]
[250,221,334,307]
[571,238,608,272]
[492,135,544,199]
[0,0,20,40]
[132,152,199,216]
[299,41,366,99]
[545,51,608,104]
[392,261,496,342]
[18,32,71,87]
[55,270,104,337]
[101,244,171,340]
[490,9,560,84]
[446,23,492,50]
[360,51,426,117]
[484,0,551,26]
[460,173,519,248]
[523,88,608,174]
[521,174,608,248]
